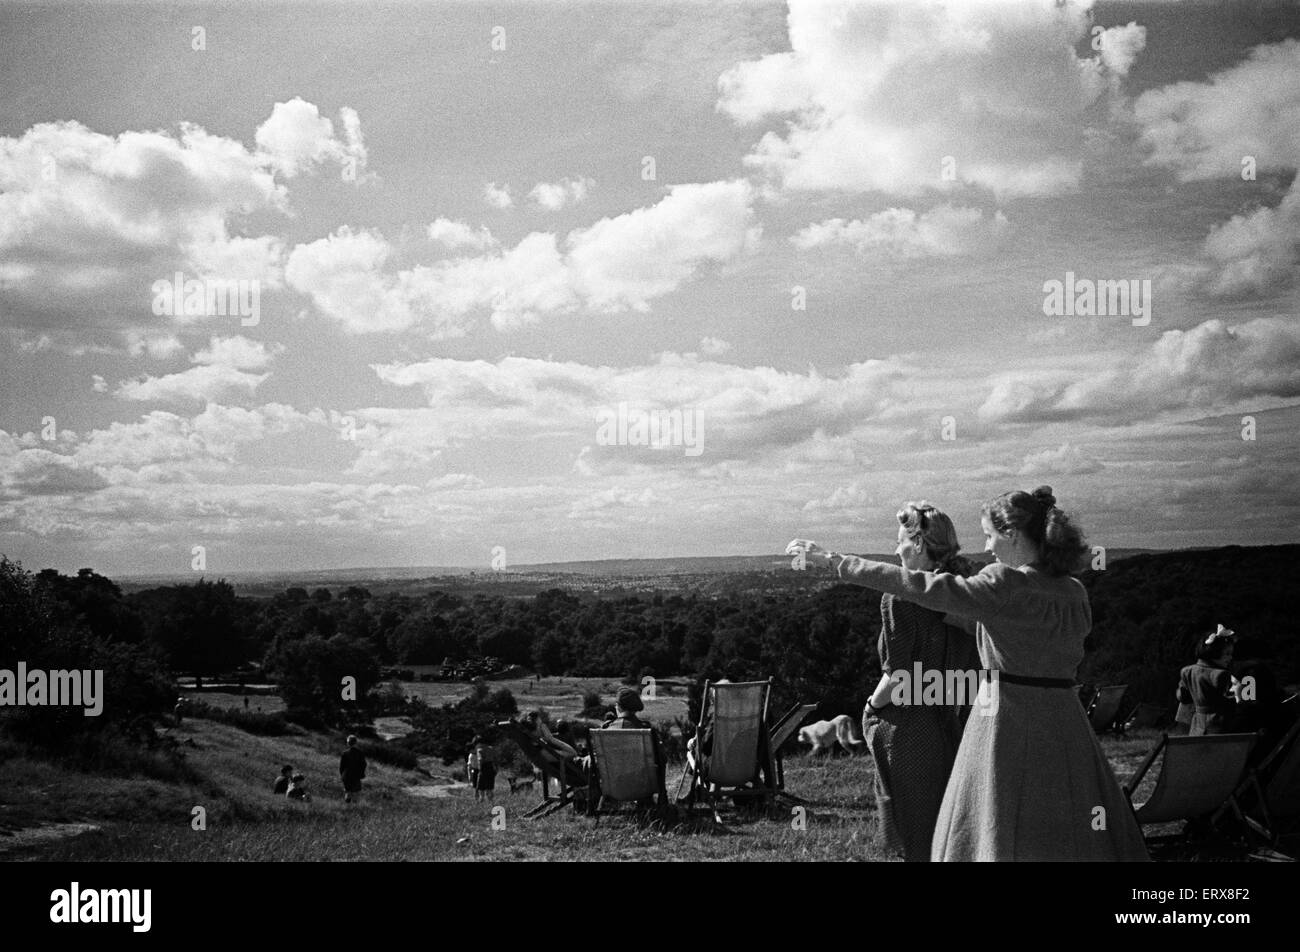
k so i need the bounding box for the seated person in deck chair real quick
[684,680,773,790]
[520,710,580,767]
[602,687,665,767]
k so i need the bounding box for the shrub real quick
[184,699,290,736]
[580,690,607,719]
[356,740,419,771]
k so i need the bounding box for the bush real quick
[184,699,290,736]
[356,740,419,771]
[580,690,607,719]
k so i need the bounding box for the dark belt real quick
[995,671,1076,688]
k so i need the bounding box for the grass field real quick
[0,677,1263,862]
[391,674,692,724]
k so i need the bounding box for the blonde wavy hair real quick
[896,501,974,576]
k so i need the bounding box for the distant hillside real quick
[117,547,1166,595]
[1078,543,1300,702]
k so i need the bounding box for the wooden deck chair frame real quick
[1123,732,1256,840]
[1087,684,1129,734]
[675,678,777,819]
[587,728,669,823]
[1123,701,1172,733]
[767,701,819,799]
[497,720,590,820]
[1216,717,1300,849]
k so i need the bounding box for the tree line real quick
[2,544,1296,745]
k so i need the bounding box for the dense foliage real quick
[4,546,1296,743]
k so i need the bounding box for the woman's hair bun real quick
[1031,485,1056,510]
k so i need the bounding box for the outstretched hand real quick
[785,539,832,563]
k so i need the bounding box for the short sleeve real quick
[879,596,917,675]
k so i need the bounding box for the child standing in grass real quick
[339,735,367,804]
[473,738,496,801]
[471,736,496,802]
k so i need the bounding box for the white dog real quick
[798,715,866,756]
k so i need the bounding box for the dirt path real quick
[0,821,100,855]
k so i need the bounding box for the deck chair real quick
[676,679,776,818]
[1220,717,1300,848]
[1122,701,1171,733]
[587,728,668,820]
[1087,684,1129,734]
[1123,733,1256,837]
[497,720,590,819]
[768,701,818,797]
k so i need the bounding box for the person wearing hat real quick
[339,734,368,804]
[605,687,651,730]
[1177,625,1240,736]
[600,687,665,772]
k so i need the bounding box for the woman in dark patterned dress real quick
[1177,626,1237,735]
[861,502,979,861]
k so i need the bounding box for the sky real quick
[1,0,1298,576]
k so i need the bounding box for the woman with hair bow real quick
[1177,625,1238,736]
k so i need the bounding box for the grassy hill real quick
[0,678,1212,862]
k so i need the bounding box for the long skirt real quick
[931,682,1149,861]
[865,703,961,862]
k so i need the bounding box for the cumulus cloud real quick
[0,119,285,329]
[112,335,281,403]
[791,205,1010,258]
[0,98,365,334]
[978,316,1300,423]
[287,179,760,334]
[254,98,367,179]
[699,336,732,356]
[1134,40,1300,182]
[528,177,593,210]
[1134,40,1300,297]
[717,0,1140,197]
[426,218,498,252]
[483,182,513,208]
[365,349,906,476]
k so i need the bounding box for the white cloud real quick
[483,182,514,209]
[791,205,1010,258]
[699,336,732,356]
[254,98,367,179]
[426,218,498,252]
[193,335,280,370]
[288,179,760,333]
[528,177,594,210]
[978,316,1300,423]
[564,179,760,313]
[112,336,281,403]
[1134,40,1300,182]
[717,0,1138,197]
[0,102,361,330]
[1134,40,1300,298]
